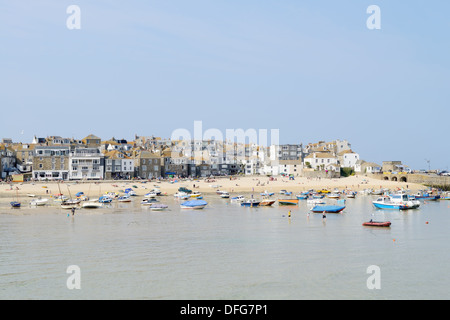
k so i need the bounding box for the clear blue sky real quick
[1,1,449,170]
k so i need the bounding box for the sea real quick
[1,193,449,300]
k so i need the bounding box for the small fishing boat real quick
[362,220,391,227]
[231,195,245,202]
[220,192,230,199]
[327,193,340,199]
[30,198,49,206]
[149,204,168,211]
[98,196,113,203]
[173,192,189,200]
[260,199,276,206]
[180,200,208,209]
[118,195,132,202]
[61,199,80,210]
[190,192,202,198]
[141,198,158,205]
[372,194,420,210]
[278,199,299,206]
[10,201,21,208]
[310,205,345,213]
[413,191,440,201]
[346,191,357,198]
[296,194,308,200]
[144,191,158,198]
[260,191,274,197]
[124,188,137,196]
[307,198,326,205]
[241,199,260,207]
[82,201,103,209]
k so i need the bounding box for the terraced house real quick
[69,147,104,180]
[32,146,70,181]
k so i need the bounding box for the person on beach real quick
[71,207,76,216]
[322,211,326,221]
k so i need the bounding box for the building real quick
[303,152,339,171]
[32,146,70,181]
[338,149,360,168]
[104,150,134,180]
[136,151,161,179]
[70,147,104,180]
[82,134,102,148]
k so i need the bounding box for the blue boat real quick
[372,194,420,210]
[180,200,208,209]
[98,196,113,203]
[10,201,21,208]
[241,199,260,207]
[296,194,308,200]
[311,205,345,213]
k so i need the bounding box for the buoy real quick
[393,239,396,242]
[426,221,429,224]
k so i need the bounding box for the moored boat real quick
[220,192,230,199]
[241,199,260,207]
[362,220,391,227]
[372,194,420,210]
[278,199,299,206]
[30,198,49,206]
[310,205,345,213]
[260,199,276,206]
[180,200,208,209]
[10,201,21,208]
[149,204,169,211]
[231,195,245,202]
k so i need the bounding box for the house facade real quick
[32,146,70,181]
[70,147,104,180]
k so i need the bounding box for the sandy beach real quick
[0,175,425,200]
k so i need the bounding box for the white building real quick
[70,148,104,180]
[303,152,339,171]
[339,150,360,168]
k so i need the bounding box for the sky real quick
[0,1,449,170]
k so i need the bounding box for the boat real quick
[241,199,260,207]
[173,192,189,200]
[372,194,420,210]
[362,220,392,227]
[99,196,113,203]
[307,198,326,205]
[327,193,340,199]
[10,201,21,208]
[141,198,158,205]
[61,199,81,210]
[220,192,230,199]
[346,191,357,198]
[30,198,49,206]
[440,192,450,200]
[231,195,245,202]
[278,199,299,206]
[190,192,202,198]
[180,200,208,209]
[296,194,308,200]
[260,191,274,197]
[124,188,137,196]
[118,195,132,202]
[413,191,440,201]
[310,205,345,213]
[82,201,103,209]
[144,191,158,198]
[149,204,169,211]
[260,199,276,206]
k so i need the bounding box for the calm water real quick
[1,194,449,300]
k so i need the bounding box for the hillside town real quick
[0,134,397,182]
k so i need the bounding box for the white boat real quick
[307,198,326,205]
[118,195,132,202]
[149,204,168,211]
[220,192,230,198]
[328,193,340,199]
[30,198,49,206]
[141,198,158,205]
[372,194,420,210]
[190,192,202,198]
[145,191,158,198]
[180,200,208,209]
[231,195,245,202]
[61,199,80,210]
[173,192,189,200]
[82,201,103,209]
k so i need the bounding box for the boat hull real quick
[278,199,299,206]
[311,205,345,213]
[362,221,391,227]
[241,202,260,207]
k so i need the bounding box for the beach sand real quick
[0,175,424,199]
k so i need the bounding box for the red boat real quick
[362,221,391,227]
